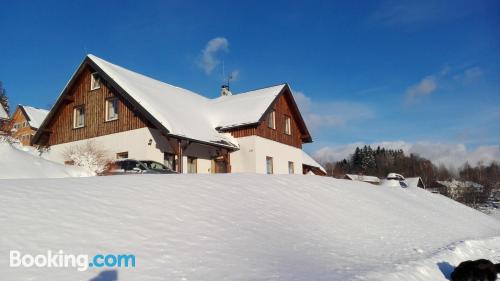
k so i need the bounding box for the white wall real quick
[45,127,165,163]
[45,129,308,175]
[230,136,303,174]
[45,128,215,174]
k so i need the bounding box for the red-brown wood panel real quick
[9,108,36,146]
[45,66,148,145]
[227,93,304,148]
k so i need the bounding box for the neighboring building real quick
[433,179,484,200]
[406,177,426,189]
[0,103,9,133]
[32,54,325,175]
[344,174,381,185]
[8,105,49,146]
[435,179,484,193]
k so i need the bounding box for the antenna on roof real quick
[220,60,234,96]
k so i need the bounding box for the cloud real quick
[404,66,483,103]
[405,75,438,103]
[293,91,374,130]
[454,66,483,83]
[198,37,229,74]
[313,141,500,168]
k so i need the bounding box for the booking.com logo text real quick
[10,250,136,271]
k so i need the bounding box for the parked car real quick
[107,159,177,175]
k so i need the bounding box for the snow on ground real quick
[0,174,499,281]
[0,142,91,179]
[490,209,500,221]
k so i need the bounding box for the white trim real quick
[105,98,119,121]
[90,72,101,90]
[73,106,85,129]
[268,110,276,129]
[284,116,291,135]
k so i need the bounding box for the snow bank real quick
[0,174,499,280]
[365,236,500,281]
[0,142,91,179]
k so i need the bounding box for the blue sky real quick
[1,0,499,165]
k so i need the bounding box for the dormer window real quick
[90,72,101,90]
[268,110,276,129]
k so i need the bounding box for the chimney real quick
[220,85,232,96]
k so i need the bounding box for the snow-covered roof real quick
[406,177,425,188]
[0,104,7,119]
[89,55,238,147]
[302,150,326,173]
[35,54,312,151]
[210,84,285,129]
[21,105,49,129]
[345,174,381,183]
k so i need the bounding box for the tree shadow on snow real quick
[437,261,454,280]
[89,270,118,281]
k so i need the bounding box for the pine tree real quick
[0,81,9,115]
[351,147,362,173]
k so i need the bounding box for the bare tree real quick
[63,141,111,174]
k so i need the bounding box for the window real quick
[73,106,85,128]
[105,98,119,121]
[187,157,197,173]
[91,72,101,90]
[116,152,128,159]
[268,110,276,129]
[266,156,273,174]
[288,161,294,174]
[164,152,176,171]
[284,116,291,135]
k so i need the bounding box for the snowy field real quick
[1,174,499,281]
[0,141,91,179]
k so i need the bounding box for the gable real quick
[224,87,312,148]
[37,65,149,146]
[11,107,28,124]
[21,106,49,129]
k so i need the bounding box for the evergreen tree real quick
[0,81,9,115]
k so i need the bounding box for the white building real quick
[33,55,325,175]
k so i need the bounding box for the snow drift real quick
[0,174,499,280]
[0,141,91,179]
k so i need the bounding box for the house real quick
[434,179,484,193]
[433,179,484,200]
[406,177,426,189]
[0,104,9,133]
[32,54,325,175]
[8,105,49,146]
[344,174,381,185]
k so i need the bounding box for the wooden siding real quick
[45,66,148,145]
[9,108,36,146]
[227,93,304,148]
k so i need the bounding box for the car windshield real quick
[140,161,167,170]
